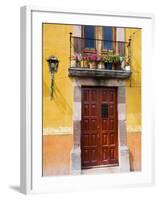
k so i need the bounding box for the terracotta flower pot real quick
[76,60,81,68]
[89,61,97,69]
[114,62,121,70]
[98,62,105,69]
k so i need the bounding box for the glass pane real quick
[84,26,95,48]
[103,27,113,50]
[101,104,108,118]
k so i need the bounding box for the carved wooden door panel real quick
[81,87,100,168]
[81,87,118,169]
[99,88,118,166]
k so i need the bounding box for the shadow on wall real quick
[129,151,134,171]
[54,81,73,115]
[43,79,73,115]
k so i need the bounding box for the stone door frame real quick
[70,78,130,174]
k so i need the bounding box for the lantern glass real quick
[50,62,56,72]
[54,62,58,72]
[47,56,59,73]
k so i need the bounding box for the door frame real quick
[70,78,130,174]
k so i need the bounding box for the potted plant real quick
[94,53,102,69]
[120,56,126,70]
[98,59,105,69]
[76,53,83,68]
[71,53,83,68]
[101,53,108,69]
[87,53,100,69]
[113,55,126,70]
[113,55,121,70]
[108,55,114,70]
[101,50,114,70]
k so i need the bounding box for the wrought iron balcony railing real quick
[68,33,132,79]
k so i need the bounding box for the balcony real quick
[68,33,132,79]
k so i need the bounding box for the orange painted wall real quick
[43,133,141,174]
[127,132,141,171]
[43,135,73,176]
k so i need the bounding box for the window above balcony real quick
[83,25,95,49]
[69,30,132,79]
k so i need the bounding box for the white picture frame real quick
[20,6,154,194]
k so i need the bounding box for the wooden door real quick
[81,87,118,169]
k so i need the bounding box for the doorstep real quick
[81,166,121,175]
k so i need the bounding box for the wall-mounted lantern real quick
[46,56,59,99]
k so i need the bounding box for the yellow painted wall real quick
[43,24,73,134]
[125,29,141,171]
[125,28,141,133]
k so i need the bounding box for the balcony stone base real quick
[68,67,131,79]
